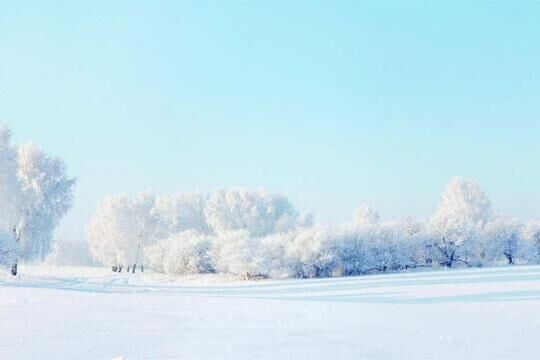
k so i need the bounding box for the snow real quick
[1,265,539,359]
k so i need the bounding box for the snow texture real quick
[1,264,539,359]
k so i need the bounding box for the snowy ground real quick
[1,265,539,360]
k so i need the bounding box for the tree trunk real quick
[505,253,514,265]
[11,226,20,276]
[118,265,123,273]
[11,263,17,276]
[446,249,456,268]
[132,264,136,274]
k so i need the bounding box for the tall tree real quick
[485,217,524,265]
[205,188,301,237]
[0,127,25,273]
[352,204,380,228]
[17,143,76,260]
[87,193,156,269]
[0,126,75,273]
[430,177,493,267]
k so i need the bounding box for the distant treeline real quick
[86,178,540,278]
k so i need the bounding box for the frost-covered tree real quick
[335,229,369,276]
[363,226,403,272]
[87,193,156,270]
[484,218,524,265]
[16,143,76,260]
[86,178,539,279]
[286,226,338,278]
[152,192,210,239]
[388,219,432,269]
[129,193,157,270]
[258,231,295,278]
[145,230,213,275]
[348,206,425,273]
[0,125,74,273]
[209,230,268,278]
[205,188,301,237]
[352,204,380,228]
[0,127,21,230]
[429,177,493,267]
[87,188,308,274]
[0,128,20,272]
[0,229,17,269]
[522,221,540,264]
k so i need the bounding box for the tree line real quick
[86,179,540,279]
[2,124,539,279]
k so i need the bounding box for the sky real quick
[1,1,539,240]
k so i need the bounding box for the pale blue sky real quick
[1,2,539,239]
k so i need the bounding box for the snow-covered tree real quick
[210,230,268,278]
[388,219,432,269]
[0,125,74,273]
[522,221,540,264]
[286,226,338,278]
[258,231,295,278]
[0,229,17,269]
[86,193,156,270]
[86,178,540,279]
[429,177,493,267]
[205,188,301,237]
[484,218,524,265]
[0,127,23,271]
[152,192,210,239]
[16,143,76,260]
[352,204,380,228]
[145,230,213,275]
[363,225,403,272]
[335,229,369,276]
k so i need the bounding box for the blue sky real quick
[1,2,539,239]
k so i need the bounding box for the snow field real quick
[1,264,539,359]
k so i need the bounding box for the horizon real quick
[2,2,540,241]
